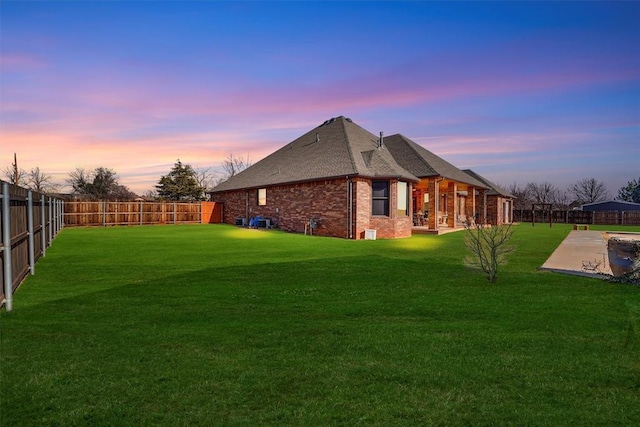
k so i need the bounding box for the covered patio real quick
[411,177,487,234]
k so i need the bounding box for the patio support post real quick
[483,190,488,225]
[469,187,476,224]
[447,181,456,228]
[428,179,439,229]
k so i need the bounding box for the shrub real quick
[464,223,515,283]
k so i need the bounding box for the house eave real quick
[209,173,420,195]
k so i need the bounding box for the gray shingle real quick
[462,169,513,197]
[383,134,488,188]
[212,116,418,192]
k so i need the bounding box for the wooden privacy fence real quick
[64,201,221,227]
[514,209,640,226]
[1,181,64,311]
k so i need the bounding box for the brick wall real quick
[211,177,413,239]
[212,179,350,238]
[354,178,412,239]
[353,177,371,238]
[476,194,512,225]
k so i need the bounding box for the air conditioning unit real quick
[235,218,246,226]
[364,229,377,240]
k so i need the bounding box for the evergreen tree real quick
[617,177,640,203]
[156,160,205,201]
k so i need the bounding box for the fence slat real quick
[63,201,218,227]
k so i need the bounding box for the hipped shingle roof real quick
[383,134,488,188]
[462,169,513,198]
[212,116,418,192]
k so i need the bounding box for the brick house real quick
[462,169,514,225]
[383,135,489,229]
[210,116,495,239]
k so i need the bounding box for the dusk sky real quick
[1,1,638,196]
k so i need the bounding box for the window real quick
[257,188,266,206]
[397,182,408,216]
[372,181,389,216]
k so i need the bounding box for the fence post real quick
[41,194,46,256]
[53,199,57,236]
[58,199,62,233]
[28,191,35,275]
[173,202,177,224]
[2,182,13,311]
[48,197,53,245]
[622,211,625,226]
[140,200,143,225]
[54,199,59,236]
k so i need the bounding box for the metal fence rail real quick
[1,181,63,311]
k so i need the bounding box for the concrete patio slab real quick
[540,230,612,278]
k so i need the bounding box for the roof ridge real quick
[339,117,359,176]
[391,133,433,172]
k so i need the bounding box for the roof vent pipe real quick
[378,131,384,149]
[316,132,320,143]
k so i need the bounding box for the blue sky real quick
[1,1,638,195]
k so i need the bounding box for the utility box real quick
[364,229,377,240]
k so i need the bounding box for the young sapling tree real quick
[464,223,515,283]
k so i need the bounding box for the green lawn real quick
[1,224,639,426]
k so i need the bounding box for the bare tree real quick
[553,187,572,210]
[67,167,136,200]
[27,167,59,193]
[2,153,27,186]
[141,190,158,200]
[570,178,610,205]
[67,168,89,194]
[195,167,220,192]
[464,223,515,283]
[506,182,532,210]
[2,165,27,185]
[221,154,252,179]
[526,182,559,206]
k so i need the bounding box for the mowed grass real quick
[1,224,639,426]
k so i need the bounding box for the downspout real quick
[347,176,353,239]
[245,191,249,224]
